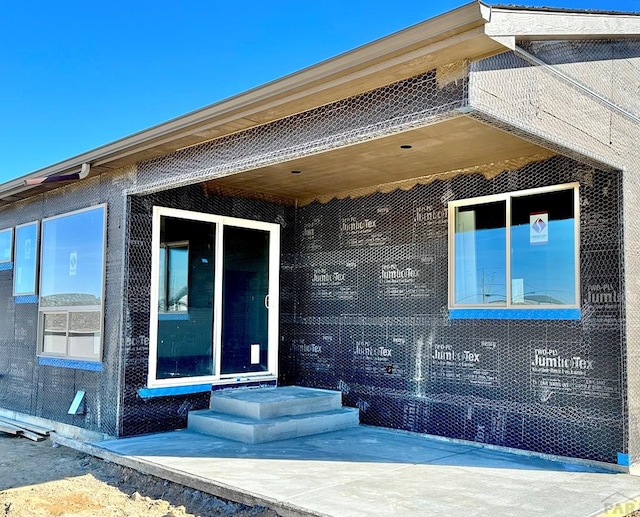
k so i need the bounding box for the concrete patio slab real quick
[54,426,640,517]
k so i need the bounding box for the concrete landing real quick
[209,386,343,419]
[189,386,359,443]
[82,426,640,517]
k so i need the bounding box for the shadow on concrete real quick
[96,425,615,474]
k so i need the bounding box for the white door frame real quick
[147,206,280,388]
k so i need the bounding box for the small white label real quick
[250,343,260,365]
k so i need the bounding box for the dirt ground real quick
[0,433,278,517]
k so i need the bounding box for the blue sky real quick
[1,0,638,183]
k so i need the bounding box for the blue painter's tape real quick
[158,313,189,321]
[449,308,581,320]
[0,262,12,271]
[138,384,211,399]
[618,452,631,466]
[14,295,38,304]
[38,357,103,371]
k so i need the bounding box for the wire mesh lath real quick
[119,154,624,463]
[0,39,636,465]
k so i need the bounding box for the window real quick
[14,221,39,296]
[449,184,579,309]
[0,228,12,264]
[38,205,107,361]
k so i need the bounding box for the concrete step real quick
[188,407,360,444]
[209,386,342,420]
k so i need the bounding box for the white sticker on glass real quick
[530,213,548,244]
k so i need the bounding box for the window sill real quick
[38,356,103,371]
[138,384,211,399]
[449,308,580,320]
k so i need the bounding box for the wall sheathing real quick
[0,169,132,436]
[468,39,640,464]
[280,156,623,463]
[125,155,623,461]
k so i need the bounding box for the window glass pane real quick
[42,313,67,355]
[68,312,101,360]
[454,201,506,305]
[221,226,270,374]
[0,229,12,263]
[40,206,106,307]
[510,189,576,305]
[14,222,39,296]
[156,217,215,380]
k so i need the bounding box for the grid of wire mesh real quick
[122,151,624,461]
[277,155,623,463]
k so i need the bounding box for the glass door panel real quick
[155,216,216,380]
[220,226,270,375]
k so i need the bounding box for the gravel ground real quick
[0,433,279,517]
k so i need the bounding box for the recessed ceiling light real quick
[291,170,302,174]
[400,145,412,149]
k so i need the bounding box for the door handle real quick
[264,294,270,309]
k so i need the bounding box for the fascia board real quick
[486,7,640,39]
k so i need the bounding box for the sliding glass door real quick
[148,207,280,387]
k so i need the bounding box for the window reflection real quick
[156,216,215,379]
[0,229,12,263]
[39,205,106,362]
[159,243,189,312]
[510,189,576,305]
[40,206,105,307]
[454,201,506,305]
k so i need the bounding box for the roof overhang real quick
[203,115,555,205]
[1,1,639,206]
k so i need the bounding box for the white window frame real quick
[37,204,107,362]
[148,206,281,388]
[448,183,580,310]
